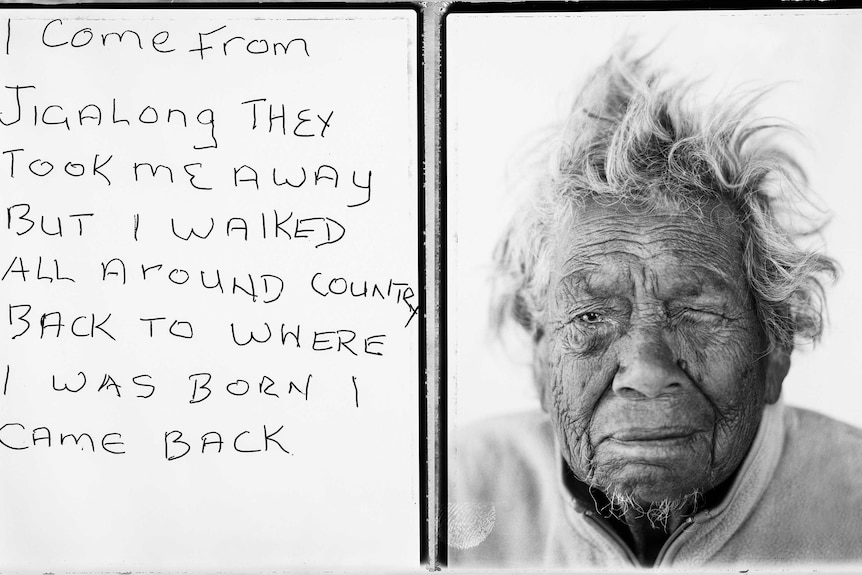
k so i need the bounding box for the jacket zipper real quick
[654,516,695,565]
[581,507,697,567]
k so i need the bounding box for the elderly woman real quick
[451,54,862,567]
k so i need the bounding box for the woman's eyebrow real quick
[557,267,634,299]
[657,265,740,298]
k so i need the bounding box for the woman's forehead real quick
[552,199,748,295]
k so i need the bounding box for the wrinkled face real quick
[538,199,780,504]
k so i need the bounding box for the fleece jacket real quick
[450,402,862,568]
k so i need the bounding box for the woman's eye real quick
[676,308,724,321]
[667,307,732,331]
[577,311,604,323]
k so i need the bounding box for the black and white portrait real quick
[446,8,862,568]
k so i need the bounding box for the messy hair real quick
[493,52,837,352]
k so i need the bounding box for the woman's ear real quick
[764,347,790,404]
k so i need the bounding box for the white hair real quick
[493,51,837,353]
[601,486,704,531]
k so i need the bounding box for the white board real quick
[0,8,421,572]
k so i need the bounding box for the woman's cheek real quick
[554,322,617,358]
[547,346,614,426]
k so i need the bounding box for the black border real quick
[412,2,429,566]
[439,0,862,568]
[445,0,862,13]
[0,0,428,567]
